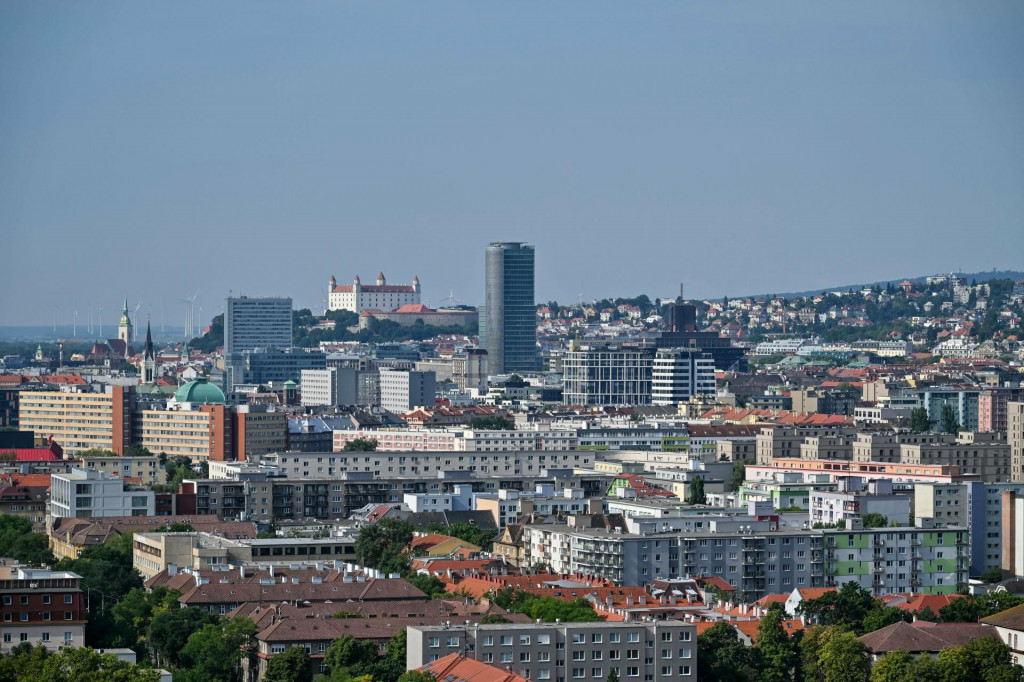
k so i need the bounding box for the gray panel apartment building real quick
[408,621,697,682]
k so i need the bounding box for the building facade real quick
[17,386,132,456]
[482,242,538,374]
[49,467,155,524]
[563,344,654,406]
[407,621,697,682]
[650,349,715,406]
[328,272,421,313]
[0,563,86,653]
[379,369,436,413]
[224,296,293,390]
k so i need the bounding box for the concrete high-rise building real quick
[18,386,133,455]
[301,368,358,407]
[650,349,716,405]
[1011,401,1024,482]
[482,242,538,374]
[562,342,654,406]
[379,369,436,413]
[224,296,293,390]
[453,347,489,393]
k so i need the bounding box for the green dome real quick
[174,378,226,404]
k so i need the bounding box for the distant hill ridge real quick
[739,269,1024,301]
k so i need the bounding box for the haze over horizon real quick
[2,2,1023,326]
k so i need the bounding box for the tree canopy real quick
[354,518,414,574]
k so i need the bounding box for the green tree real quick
[697,622,757,682]
[322,635,378,678]
[818,629,870,682]
[405,573,446,598]
[936,636,1021,682]
[940,404,960,434]
[860,513,888,529]
[178,617,256,682]
[343,437,379,452]
[938,597,980,623]
[265,646,313,682]
[108,585,180,655]
[397,672,435,682]
[147,606,219,668]
[757,605,797,682]
[425,521,495,550]
[797,582,877,634]
[354,518,414,572]
[980,567,1005,584]
[862,605,910,633]
[909,407,930,433]
[469,415,516,430]
[123,444,155,457]
[870,649,915,682]
[688,476,707,505]
[0,516,55,566]
[606,670,620,682]
[0,644,162,682]
[729,461,748,492]
[800,625,838,682]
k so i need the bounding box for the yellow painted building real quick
[18,387,130,455]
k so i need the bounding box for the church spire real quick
[144,321,155,360]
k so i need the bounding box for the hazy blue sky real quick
[2,1,1022,327]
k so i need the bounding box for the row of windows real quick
[2,595,74,606]
[3,631,76,644]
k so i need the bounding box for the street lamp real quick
[86,587,114,613]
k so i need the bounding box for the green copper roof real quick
[174,377,226,404]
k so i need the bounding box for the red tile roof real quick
[419,653,531,682]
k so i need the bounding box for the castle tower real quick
[353,274,361,293]
[413,275,421,294]
[377,272,386,286]
[117,297,133,358]
[141,321,157,384]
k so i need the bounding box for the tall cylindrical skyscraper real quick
[482,242,538,374]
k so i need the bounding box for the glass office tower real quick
[482,242,538,374]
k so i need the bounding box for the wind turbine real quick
[133,299,144,342]
[98,307,104,338]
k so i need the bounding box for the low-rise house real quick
[859,620,994,662]
[982,603,1024,666]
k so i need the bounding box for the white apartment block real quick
[379,369,436,413]
[301,368,357,407]
[651,349,715,406]
[332,428,579,453]
[255,450,595,479]
[407,621,697,682]
[49,468,155,524]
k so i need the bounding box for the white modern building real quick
[379,369,436,413]
[651,349,715,406]
[301,368,358,407]
[49,468,155,524]
[328,273,421,313]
